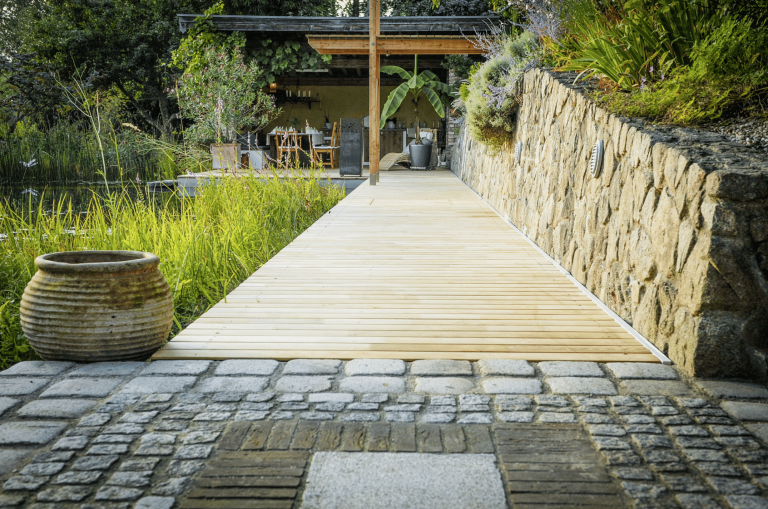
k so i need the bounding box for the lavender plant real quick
[462,30,543,148]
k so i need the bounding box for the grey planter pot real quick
[409,143,431,168]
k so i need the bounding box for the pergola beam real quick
[308,36,481,55]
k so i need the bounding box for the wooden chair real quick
[312,122,339,169]
[276,131,300,165]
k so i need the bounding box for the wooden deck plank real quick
[154,171,659,363]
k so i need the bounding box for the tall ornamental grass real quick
[0,121,177,185]
[0,171,344,369]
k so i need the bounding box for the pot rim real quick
[35,250,160,274]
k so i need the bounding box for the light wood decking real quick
[154,171,661,362]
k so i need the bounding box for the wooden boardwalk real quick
[154,171,662,363]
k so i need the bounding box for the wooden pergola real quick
[178,12,498,180]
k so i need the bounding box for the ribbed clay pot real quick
[20,250,174,361]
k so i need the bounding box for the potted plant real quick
[176,46,277,172]
[380,55,450,168]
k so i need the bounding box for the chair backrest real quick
[276,131,299,151]
[330,122,338,148]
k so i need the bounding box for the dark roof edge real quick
[177,15,501,34]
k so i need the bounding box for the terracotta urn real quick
[20,250,174,361]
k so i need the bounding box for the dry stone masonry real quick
[450,69,768,379]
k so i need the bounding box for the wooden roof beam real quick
[307,36,482,55]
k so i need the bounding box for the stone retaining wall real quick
[451,69,768,379]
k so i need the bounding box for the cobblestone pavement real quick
[1,359,768,508]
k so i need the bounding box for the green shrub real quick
[597,18,768,124]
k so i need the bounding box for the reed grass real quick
[0,121,176,185]
[0,169,344,369]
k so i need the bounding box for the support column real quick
[369,0,380,184]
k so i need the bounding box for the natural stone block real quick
[302,452,507,509]
[120,458,162,471]
[52,436,90,451]
[0,421,67,445]
[0,396,19,416]
[79,413,111,426]
[194,377,268,393]
[152,477,191,496]
[3,476,48,491]
[592,436,631,450]
[604,363,679,379]
[721,402,768,421]
[39,378,122,398]
[498,412,534,423]
[620,380,693,396]
[0,361,74,376]
[106,471,153,487]
[697,381,768,400]
[136,496,176,509]
[67,362,144,377]
[282,359,341,375]
[476,360,534,376]
[120,377,198,394]
[141,360,211,375]
[706,477,759,495]
[275,376,333,392]
[36,486,92,502]
[94,486,144,501]
[308,393,355,403]
[386,412,415,422]
[0,377,52,396]
[547,377,617,395]
[482,378,542,394]
[724,495,768,509]
[345,359,406,376]
[72,455,120,471]
[415,377,475,394]
[300,411,335,420]
[52,471,102,485]
[234,411,268,421]
[457,413,492,424]
[339,377,405,393]
[214,359,278,376]
[538,361,603,377]
[398,394,426,404]
[174,445,213,459]
[411,360,472,376]
[341,412,380,422]
[20,462,66,476]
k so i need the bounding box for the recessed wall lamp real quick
[515,141,523,163]
[590,140,604,177]
[269,83,277,93]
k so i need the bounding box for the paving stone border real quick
[1,359,767,508]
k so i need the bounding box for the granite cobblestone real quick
[1,359,768,508]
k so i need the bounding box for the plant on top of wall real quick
[461,30,543,149]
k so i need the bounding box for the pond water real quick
[0,184,177,213]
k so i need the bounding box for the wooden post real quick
[369,0,380,183]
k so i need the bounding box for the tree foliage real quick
[172,2,331,88]
[0,53,65,135]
